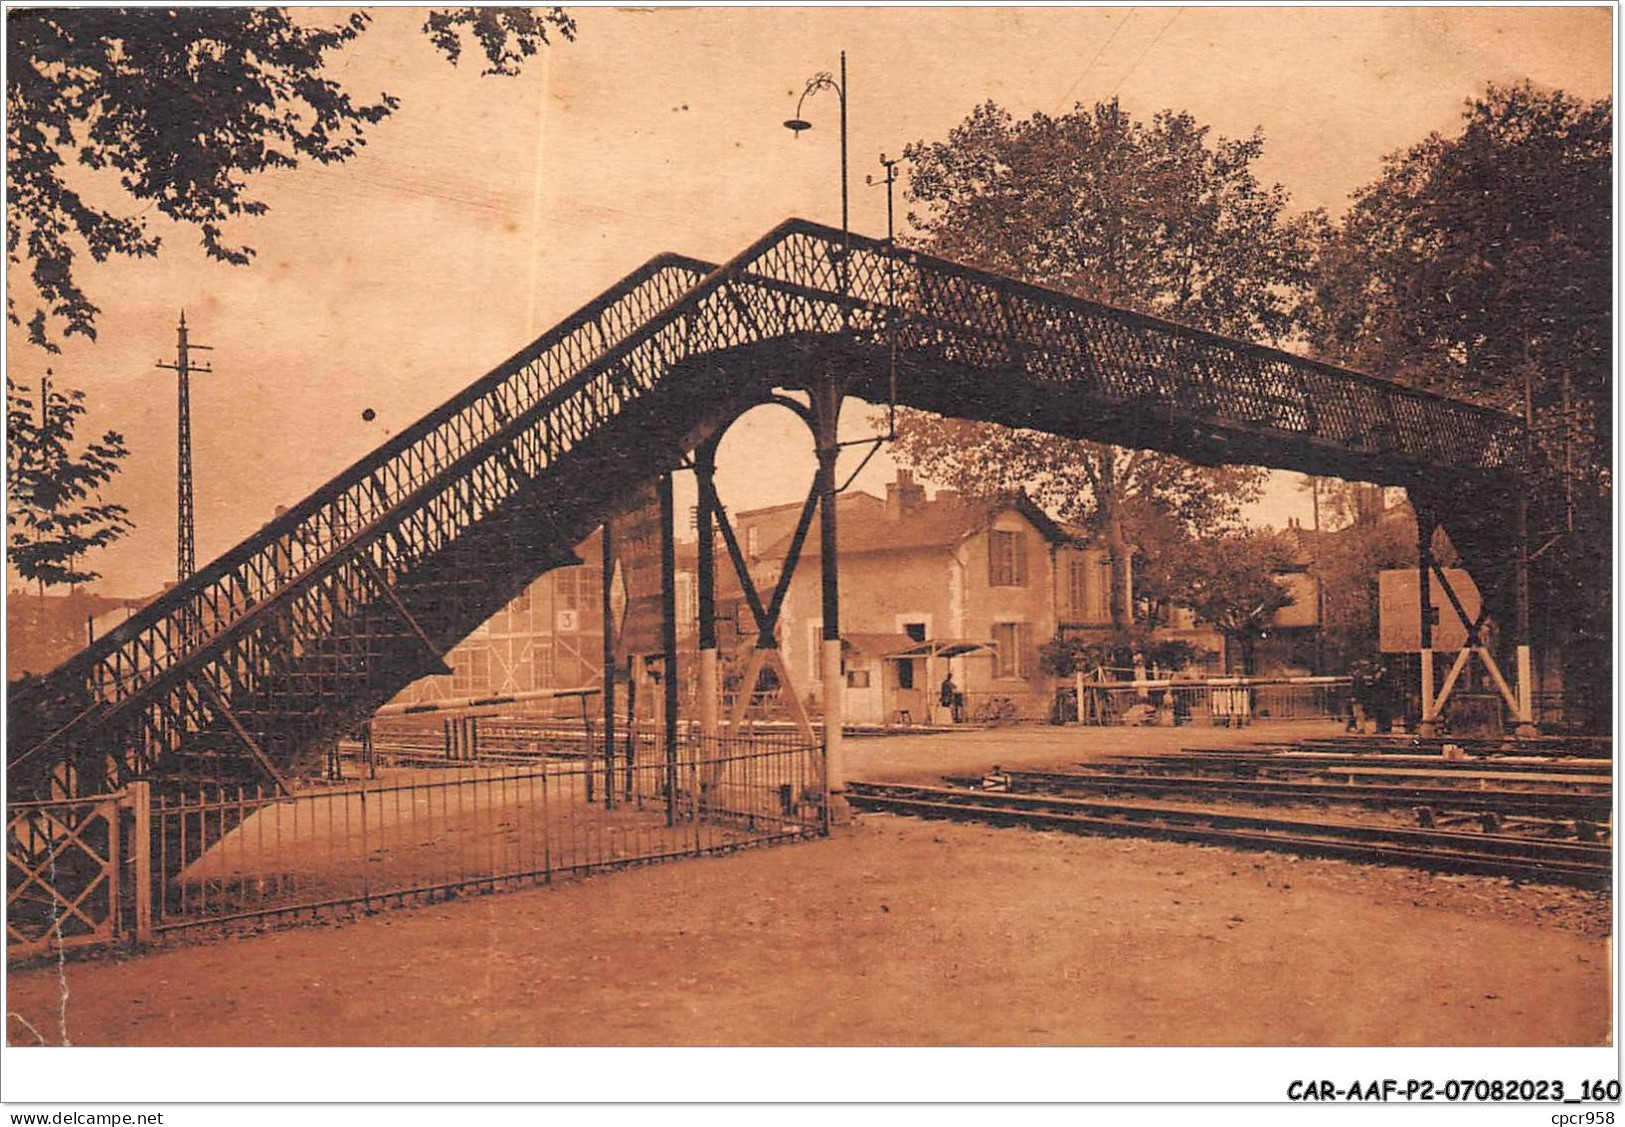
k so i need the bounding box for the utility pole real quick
[156,311,212,583]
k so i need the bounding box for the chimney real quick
[885,468,927,520]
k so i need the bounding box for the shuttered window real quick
[988,530,1028,587]
[992,622,1031,679]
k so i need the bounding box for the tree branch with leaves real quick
[1165,529,1297,674]
[6,6,575,351]
[7,371,132,591]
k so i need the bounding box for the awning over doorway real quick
[881,639,996,660]
[843,632,917,658]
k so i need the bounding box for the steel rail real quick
[951,768,1613,820]
[1108,752,1612,779]
[1294,737,1613,759]
[847,782,1610,887]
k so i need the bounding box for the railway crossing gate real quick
[8,217,1533,808]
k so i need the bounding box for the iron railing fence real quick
[150,731,818,937]
[355,714,604,767]
[6,791,124,958]
[875,679,1354,728]
[7,732,817,958]
[1250,679,1354,721]
[1058,677,1354,726]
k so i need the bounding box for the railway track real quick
[943,768,1613,822]
[1300,735,1613,759]
[1108,751,1611,782]
[847,781,1613,888]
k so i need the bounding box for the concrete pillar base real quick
[1514,723,1541,739]
[825,791,854,827]
[1417,720,1442,738]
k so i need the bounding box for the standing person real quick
[940,671,960,724]
[1348,658,1376,733]
[1370,662,1396,733]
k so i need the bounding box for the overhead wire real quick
[1110,7,1184,98]
[1054,8,1135,112]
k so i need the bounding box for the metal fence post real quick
[128,779,153,946]
[360,786,370,911]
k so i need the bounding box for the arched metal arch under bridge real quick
[7,218,1531,802]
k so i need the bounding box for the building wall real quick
[385,488,1119,727]
[395,549,608,705]
[764,505,1107,724]
[781,544,957,724]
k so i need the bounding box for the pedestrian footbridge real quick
[7,218,1528,799]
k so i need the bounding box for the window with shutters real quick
[1067,556,1090,617]
[1068,555,1109,622]
[992,622,1031,679]
[988,529,1027,587]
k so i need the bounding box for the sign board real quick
[607,483,665,659]
[1379,568,1484,653]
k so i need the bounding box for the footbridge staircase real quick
[7,219,1527,801]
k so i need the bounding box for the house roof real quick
[759,491,1082,561]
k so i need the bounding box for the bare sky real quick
[8,5,1613,596]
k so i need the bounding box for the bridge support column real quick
[659,472,681,825]
[695,441,720,742]
[815,370,846,823]
[1513,495,1539,737]
[601,520,616,807]
[1416,512,1440,737]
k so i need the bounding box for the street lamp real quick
[783,51,851,821]
[783,51,848,286]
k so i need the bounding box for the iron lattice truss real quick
[7,220,1526,798]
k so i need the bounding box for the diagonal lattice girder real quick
[8,219,1525,798]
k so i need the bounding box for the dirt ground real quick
[5,722,1612,1047]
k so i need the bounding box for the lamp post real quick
[784,51,849,286]
[784,52,850,819]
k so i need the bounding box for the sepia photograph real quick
[2,2,1615,1115]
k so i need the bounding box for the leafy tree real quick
[1296,475,1363,533]
[1302,81,1612,728]
[1304,83,1609,460]
[1167,529,1297,674]
[7,7,575,351]
[7,370,132,590]
[891,99,1316,628]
